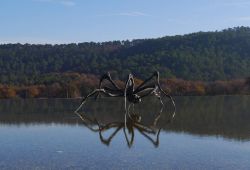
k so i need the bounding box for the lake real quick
[0,96,250,170]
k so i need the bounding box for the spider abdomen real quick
[127,94,141,103]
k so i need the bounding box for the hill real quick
[0,26,250,85]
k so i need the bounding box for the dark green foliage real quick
[1,26,250,85]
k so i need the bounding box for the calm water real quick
[0,96,250,170]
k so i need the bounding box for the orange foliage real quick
[27,86,40,98]
[0,73,249,98]
[0,85,17,98]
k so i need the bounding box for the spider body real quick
[127,94,141,103]
[75,71,175,113]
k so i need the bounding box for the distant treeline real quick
[1,26,250,85]
[0,73,249,98]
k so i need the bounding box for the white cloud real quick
[98,11,150,17]
[33,0,76,7]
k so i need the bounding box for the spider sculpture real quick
[75,71,175,113]
[75,103,174,148]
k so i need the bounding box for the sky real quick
[1,0,250,44]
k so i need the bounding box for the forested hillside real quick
[1,26,250,85]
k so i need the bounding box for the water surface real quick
[0,96,250,169]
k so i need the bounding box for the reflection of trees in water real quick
[0,96,250,140]
[0,99,79,125]
[171,96,250,141]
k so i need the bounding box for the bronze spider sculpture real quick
[75,103,174,148]
[75,71,175,113]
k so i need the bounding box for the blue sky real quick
[1,0,250,44]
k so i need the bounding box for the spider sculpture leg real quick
[136,85,175,116]
[75,89,121,113]
[96,72,123,99]
[134,122,156,133]
[135,85,164,106]
[123,126,135,148]
[124,74,135,114]
[75,112,100,132]
[126,103,138,121]
[153,104,164,127]
[134,71,176,111]
[98,123,123,146]
[134,71,160,93]
[137,128,161,147]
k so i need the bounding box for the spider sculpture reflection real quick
[75,71,175,113]
[75,104,175,148]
